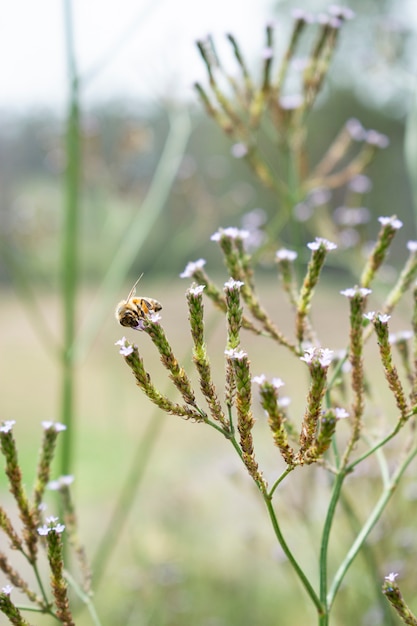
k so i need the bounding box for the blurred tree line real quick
[0,0,415,285]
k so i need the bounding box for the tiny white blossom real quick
[276,248,298,262]
[0,420,16,433]
[148,312,161,324]
[180,259,206,278]
[224,348,247,360]
[188,284,205,296]
[334,407,349,419]
[363,311,376,321]
[279,94,303,110]
[377,313,391,324]
[119,344,134,356]
[42,421,66,432]
[385,572,399,583]
[211,227,249,242]
[300,347,333,367]
[346,118,366,141]
[115,337,127,347]
[329,5,355,19]
[38,502,47,512]
[224,278,244,291]
[378,216,403,230]
[366,130,389,148]
[261,46,273,60]
[307,237,337,251]
[278,396,291,408]
[340,287,372,298]
[48,475,74,491]
[54,523,66,534]
[45,515,59,524]
[37,525,50,536]
[407,241,417,252]
[252,374,266,385]
[231,143,248,158]
[1,584,13,595]
[272,378,285,389]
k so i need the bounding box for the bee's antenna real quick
[126,273,144,300]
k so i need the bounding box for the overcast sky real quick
[0,0,272,112]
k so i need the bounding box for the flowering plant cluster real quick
[117,219,417,626]
[0,421,91,625]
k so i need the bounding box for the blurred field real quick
[1,276,417,625]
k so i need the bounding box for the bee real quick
[115,274,162,329]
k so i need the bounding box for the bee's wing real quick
[125,273,144,301]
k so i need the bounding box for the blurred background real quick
[1,1,417,624]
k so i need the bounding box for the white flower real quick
[377,313,391,324]
[47,475,74,491]
[363,311,376,321]
[54,523,66,534]
[148,312,161,324]
[385,572,399,583]
[224,278,244,291]
[279,94,303,110]
[346,118,366,141]
[37,524,50,536]
[300,347,334,367]
[188,284,205,296]
[1,585,13,595]
[41,421,66,432]
[278,396,291,408]
[261,46,274,60]
[115,338,134,355]
[334,407,349,419]
[307,237,337,251]
[407,241,417,252]
[211,227,249,242]
[231,143,248,158]
[340,287,372,298]
[272,378,285,389]
[252,374,266,385]
[276,248,297,262]
[0,420,16,433]
[180,259,206,278]
[45,515,59,524]
[224,348,247,360]
[366,131,389,148]
[378,216,403,230]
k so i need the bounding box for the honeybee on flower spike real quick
[115,274,162,329]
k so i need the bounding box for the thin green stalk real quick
[65,569,102,626]
[268,466,294,499]
[338,491,397,626]
[61,0,81,478]
[264,496,324,616]
[319,470,346,625]
[328,444,417,609]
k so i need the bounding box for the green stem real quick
[65,569,102,626]
[268,466,294,498]
[318,470,346,625]
[328,444,417,609]
[264,496,324,616]
[61,0,81,478]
